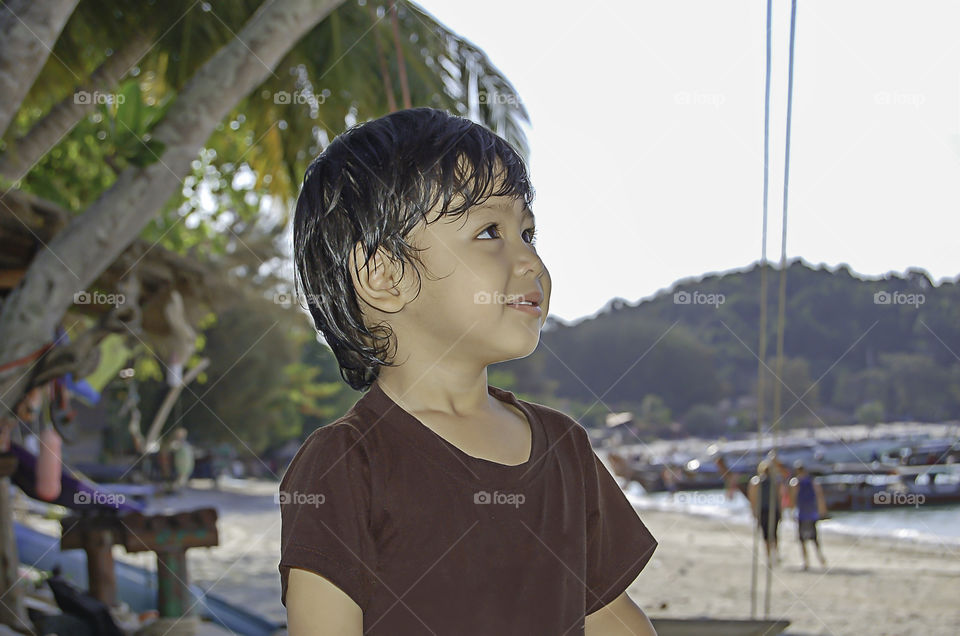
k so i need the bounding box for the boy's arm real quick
[814,481,828,516]
[585,591,658,635]
[287,567,363,635]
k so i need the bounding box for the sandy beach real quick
[12,477,960,636]
[627,507,960,636]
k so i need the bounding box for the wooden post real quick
[121,507,218,619]
[0,468,32,632]
[156,548,190,617]
[82,528,116,604]
[60,513,120,606]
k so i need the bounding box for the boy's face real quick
[386,191,551,369]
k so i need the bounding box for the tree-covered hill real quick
[494,259,960,437]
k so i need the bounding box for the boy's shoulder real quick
[279,405,369,482]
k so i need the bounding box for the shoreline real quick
[626,491,960,550]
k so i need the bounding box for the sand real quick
[12,478,960,636]
[627,507,960,636]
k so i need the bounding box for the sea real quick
[623,482,960,547]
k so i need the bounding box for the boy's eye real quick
[477,223,538,246]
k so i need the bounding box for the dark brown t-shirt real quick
[278,381,657,634]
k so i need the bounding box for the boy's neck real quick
[374,368,497,418]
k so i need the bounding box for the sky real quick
[415,0,960,324]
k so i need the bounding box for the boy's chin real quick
[487,337,541,363]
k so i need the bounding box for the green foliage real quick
[639,394,671,429]
[158,297,310,454]
[855,400,885,425]
[683,404,727,437]
[19,77,173,210]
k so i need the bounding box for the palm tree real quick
[0,1,529,627]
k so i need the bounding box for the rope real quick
[0,342,55,373]
[751,0,775,618]
[753,0,799,618]
[766,0,799,618]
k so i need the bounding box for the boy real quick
[789,460,828,571]
[279,107,658,635]
[748,459,782,566]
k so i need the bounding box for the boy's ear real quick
[349,241,411,313]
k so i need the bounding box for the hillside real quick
[494,259,960,438]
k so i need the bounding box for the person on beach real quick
[789,460,828,570]
[662,464,679,498]
[169,426,194,493]
[714,454,751,501]
[279,108,658,635]
[748,459,782,565]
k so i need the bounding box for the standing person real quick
[715,454,750,501]
[748,459,782,566]
[662,465,679,499]
[790,460,828,570]
[280,108,659,634]
[169,427,194,493]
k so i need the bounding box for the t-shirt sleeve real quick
[580,427,658,615]
[278,423,378,611]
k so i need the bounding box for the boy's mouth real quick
[507,290,543,307]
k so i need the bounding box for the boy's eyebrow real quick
[470,203,536,225]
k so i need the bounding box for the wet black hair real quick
[293,107,535,391]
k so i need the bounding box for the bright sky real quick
[417,0,960,324]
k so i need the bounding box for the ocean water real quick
[623,482,960,548]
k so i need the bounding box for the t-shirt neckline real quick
[358,380,547,487]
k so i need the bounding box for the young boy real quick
[789,461,828,571]
[748,459,782,566]
[279,107,658,635]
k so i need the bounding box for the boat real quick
[900,440,960,466]
[607,455,726,493]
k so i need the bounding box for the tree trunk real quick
[0,0,344,419]
[0,0,79,139]
[144,357,210,452]
[0,1,342,629]
[0,28,155,184]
